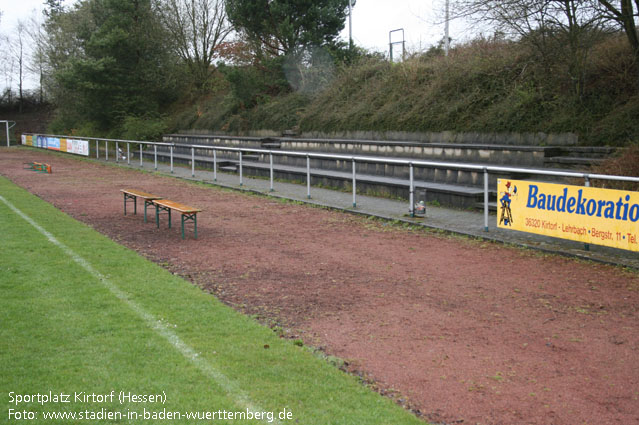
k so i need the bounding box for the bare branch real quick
[158,0,233,87]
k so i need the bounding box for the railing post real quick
[115,142,119,163]
[269,153,274,192]
[127,143,130,165]
[239,151,243,186]
[409,163,415,217]
[306,155,311,199]
[191,147,195,177]
[352,158,357,208]
[584,174,590,251]
[140,144,143,167]
[106,141,109,161]
[5,121,9,147]
[154,145,157,170]
[96,140,99,159]
[484,168,489,232]
[213,149,217,181]
[170,145,174,173]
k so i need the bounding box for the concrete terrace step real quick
[544,156,605,168]
[544,146,618,159]
[167,134,552,167]
[231,160,493,209]
[164,136,616,185]
[477,201,499,212]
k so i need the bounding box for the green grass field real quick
[0,176,425,424]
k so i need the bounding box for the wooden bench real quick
[24,162,52,173]
[152,199,202,239]
[120,189,164,223]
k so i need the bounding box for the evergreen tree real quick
[225,0,353,55]
[47,0,178,132]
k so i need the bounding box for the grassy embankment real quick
[169,35,638,146]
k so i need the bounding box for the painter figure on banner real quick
[499,181,517,226]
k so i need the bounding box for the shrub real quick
[120,115,168,142]
[591,144,639,191]
[219,56,290,108]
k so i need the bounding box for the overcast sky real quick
[0,0,59,32]
[340,0,474,53]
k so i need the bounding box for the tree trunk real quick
[621,1,639,48]
[18,52,23,113]
[618,0,639,83]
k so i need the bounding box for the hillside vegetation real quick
[15,0,636,147]
[170,35,639,146]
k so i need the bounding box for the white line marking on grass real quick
[0,194,281,424]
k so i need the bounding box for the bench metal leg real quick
[181,213,198,240]
[154,205,198,239]
[144,200,152,223]
[123,193,138,216]
[155,204,171,229]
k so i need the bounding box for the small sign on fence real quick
[497,179,639,251]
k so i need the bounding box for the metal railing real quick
[22,133,639,232]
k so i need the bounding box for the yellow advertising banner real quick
[60,138,68,153]
[497,179,639,251]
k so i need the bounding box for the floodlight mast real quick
[389,28,405,62]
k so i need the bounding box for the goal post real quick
[0,120,17,146]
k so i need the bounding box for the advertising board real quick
[498,179,639,251]
[27,135,89,156]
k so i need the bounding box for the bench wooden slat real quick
[152,199,202,214]
[120,189,163,200]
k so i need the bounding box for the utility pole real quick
[348,0,353,49]
[444,0,450,56]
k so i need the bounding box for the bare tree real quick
[451,0,609,96]
[453,0,639,84]
[0,12,12,106]
[596,1,639,74]
[7,21,27,112]
[158,0,233,89]
[1,37,15,106]
[26,12,48,104]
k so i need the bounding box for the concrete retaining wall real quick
[173,130,579,146]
